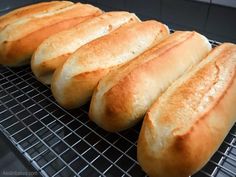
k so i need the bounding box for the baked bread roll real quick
[0,1,74,30]
[89,31,211,132]
[137,43,236,177]
[51,20,169,109]
[31,11,140,85]
[0,3,102,67]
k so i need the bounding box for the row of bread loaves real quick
[0,2,235,177]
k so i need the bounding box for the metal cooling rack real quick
[0,40,236,177]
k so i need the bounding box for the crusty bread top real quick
[52,20,169,105]
[95,31,211,103]
[62,20,168,77]
[89,31,211,131]
[0,3,101,43]
[0,1,74,30]
[145,43,236,152]
[33,11,140,65]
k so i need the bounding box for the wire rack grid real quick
[0,40,236,177]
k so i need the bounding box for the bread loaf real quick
[137,43,236,177]
[89,31,211,132]
[31,11,140,85]
[0,3,102,66]
[51,20,169,109]
[0,1,74,30]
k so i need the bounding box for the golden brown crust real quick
[51,20,170,109]
[39,54,70,74]
[0,1,74,30]
[31,12,140,84]
[1,16,95,66]
[137,43,236,177]
[65,69,110,109]
[51,64,110,109]
[32,53,70,84]
[0,3,102,66]
[102,75,136,131]
[89,31,211,132]
[156,43,236,133]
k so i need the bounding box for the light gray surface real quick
[194,0,211,3]
[212,0,236,8]
[194,0,236,8]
